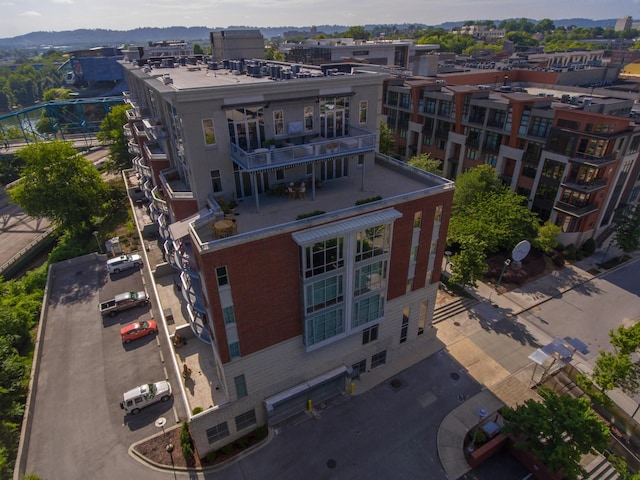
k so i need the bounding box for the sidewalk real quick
[437,245,639,479]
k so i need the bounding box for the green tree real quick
[407,153,442,175]
[614,205,640,253]
[534,221,562,253]
[448,236,487,287]
[8,141,108,234]
[502,387,610,479]
[193,43,204,55]
[451,164,504,216]
[97,104,132,172]
[343,26,371,41]
[592,323,640,395]
[535,19,556,33]
[378,121,395,156]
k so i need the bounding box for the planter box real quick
[467,433,509,468]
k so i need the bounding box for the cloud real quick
[19,10,42,16]
[51,0,73,3]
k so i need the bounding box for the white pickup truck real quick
[99,291,149,317]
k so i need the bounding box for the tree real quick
[378,121,395,156]
[534,221,562,253]
[8,141,108,234]
[407,153,442,175]
[451,164,504,215]
[343,26,371,41]
[97,104,132,172]
[448,236,487,288]
[502,387,610,479]
[614,205,640,253]
[592,323,640,395]
[193,43,204,55]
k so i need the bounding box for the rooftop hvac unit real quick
[583,98,593,106]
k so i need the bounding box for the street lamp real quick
[92,231,103,253]
[495,258,511,292]
[166,443,177,480]
[467,406,489,453]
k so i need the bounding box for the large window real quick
[371,350,387,368]
[304,106,314,132]
[400,306,410,343]
[216,266,229,286]
[273,110,284,136]
[359,100,368,124]
[362,324,378,345]
[206,422,230,444]
[305,309,344,346]
[234,374,247,398]
[305,276,344,313]
[223,306,236,325]
[353,294,385,328]
[210,170,222,193]
[304,237,344,278]
[202,118,216,145]
[355,225,390,262]
[235,409,257,431]
[354,261,387,296]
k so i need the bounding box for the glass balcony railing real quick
[230,126,376,172]
[554,201,598,217]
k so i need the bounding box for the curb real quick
[129,424,276,474]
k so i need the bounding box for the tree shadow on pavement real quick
[468,302,540,348]
[510,265,604,302]
[47,255,105,306]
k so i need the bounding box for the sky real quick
[0,0,638,39]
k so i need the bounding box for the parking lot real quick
[22,253,182,480]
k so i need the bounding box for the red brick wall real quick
[197,233,303,363]
[169,199,198,221]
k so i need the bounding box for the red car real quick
[120,320,158,344]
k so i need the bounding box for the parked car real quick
[120,380,172,415]
[120,320,158,343]
[100,290,149,317]
[106,254,142,274]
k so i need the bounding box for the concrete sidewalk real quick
[436,245,638,479]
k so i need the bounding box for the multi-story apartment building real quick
[383,75,640,246]
[120,56,454,456]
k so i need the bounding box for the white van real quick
[120,381,172,415]
[106,254,142,274]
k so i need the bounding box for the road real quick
[22,254,180,480]
[520,258,640,360]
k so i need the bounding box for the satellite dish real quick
[512,240,531,262]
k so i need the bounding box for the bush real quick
[236,437,249,449]
[253,426,268,440]
[296,210,326,220]
[192,407,203,415]
[221,444,234,455]
[180,421,195,465]
[355,196,383,206]
[563,243,577,260]
[203,450,216,463]
[581,237,596,256]
[551,252,565,267]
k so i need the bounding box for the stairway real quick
[582,455,620,479]
[433,296,478,324]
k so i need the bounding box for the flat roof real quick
[192,155,453,248]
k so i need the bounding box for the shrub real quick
[192,407,203,415]
[180,421,195,465]
[563,243,577,260]
[355,195,382,206]
[204,450,217,463]
[551,252,565,267]
[296,210,326,220]
[221,444,234,455]
[236,437,249,449]
[581,237,596,256]
[253,426,268,440]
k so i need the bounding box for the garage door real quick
[264,366,350,425]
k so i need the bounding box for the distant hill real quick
[0,19,621,49]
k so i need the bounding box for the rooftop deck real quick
[191,155,453,249]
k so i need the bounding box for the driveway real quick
[21,254,180,480]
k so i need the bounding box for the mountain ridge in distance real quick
[0,18,619,48]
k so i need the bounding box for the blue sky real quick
[0,0,638,38]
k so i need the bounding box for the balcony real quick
[133,157,152,179]
[124,124,133,139]
[554,201,598,217]
[143,141,167,162]
[128,140,141,156]
[569,151,617,167]
[142,118,169,141]
[160,167,194,200]
[466,115,485,125]
[125,107,141,122]
[151,186,168,215]
[133,122,148,140]
[560,178,607,193]
[230,126,376,172]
